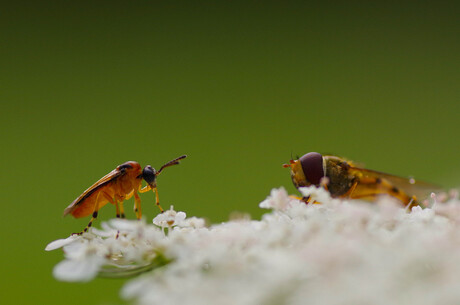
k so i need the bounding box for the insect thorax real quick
[324,156,356,197]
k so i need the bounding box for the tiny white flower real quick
[408,205,436,223]
[91,221,120,238]
[299,185,335,204]
[153,206,186,228]
[259,187,292,210]
[53,254,105,282]
[178,216,206,229]
[434,199,460,223]
[52,238,108,282]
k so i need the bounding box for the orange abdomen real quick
[70,187,114,218]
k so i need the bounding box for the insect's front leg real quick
[139,184,164,213]
[290,195,321,204]
[302,195,322,204]
[343,181,358,198]
[139,185,151,193]
[153,187,164,213]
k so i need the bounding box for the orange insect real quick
[63,155,187,235]
[284,152,439,209]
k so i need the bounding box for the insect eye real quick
[299,152,324,186]
[142,165,156,184]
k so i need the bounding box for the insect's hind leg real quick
[72,195,101,236]
[153,187,164,213]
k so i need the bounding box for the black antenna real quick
[157,155,187,175]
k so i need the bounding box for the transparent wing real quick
[63,168,124,217]
[351,167,442,201]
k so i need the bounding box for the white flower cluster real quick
[46,187,460,305]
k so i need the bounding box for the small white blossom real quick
[259,187,300,211]
[152,206,187,228]
[51,237,108,282]
[53,244,106,282]
[299,185,337,204]
[178,216,206,229]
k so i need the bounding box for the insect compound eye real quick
[299,152,324,186]
[142,165,157,184]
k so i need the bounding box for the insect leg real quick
[134,192,142,220]
[139,185,151,193]
[73,193,101,235]
[344,181,359,198]
[288,195,318,204]
[302,195,314,204]
[139,185,162,213]
[119,200,126,218]
[153,187,164,213]
[112,193,126,218]
[115,199,121,218]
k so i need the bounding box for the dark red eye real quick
[299,152,324,186]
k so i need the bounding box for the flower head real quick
[47,187,460,305]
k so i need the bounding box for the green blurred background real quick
[1,1,459,304]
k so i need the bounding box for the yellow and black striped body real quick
[284,152,438,209]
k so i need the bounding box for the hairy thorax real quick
[323,156,357,197]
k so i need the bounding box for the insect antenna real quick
[157,155,187,175]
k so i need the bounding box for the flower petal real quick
[45,235,80,251]
[53,256,104,282]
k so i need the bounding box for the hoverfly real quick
[63,155,187,235]
[283,152,438,209]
